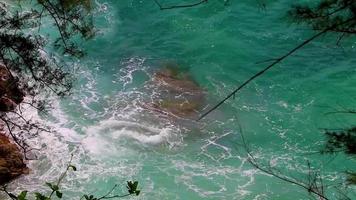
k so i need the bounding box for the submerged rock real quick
[0,97,17,112]
[153,68,203,93]
[0,134,28,185]
[0,64,27,185]
[0,63,24,111]
[144,67,205,119]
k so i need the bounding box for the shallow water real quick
[6,0,356,199]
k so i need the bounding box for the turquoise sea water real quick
[5,0,356,199]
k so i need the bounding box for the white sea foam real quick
[82,119,177,156]
[8,55,317,200]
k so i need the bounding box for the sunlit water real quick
[4,0,356,199]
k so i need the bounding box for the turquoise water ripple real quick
[5,0,356,199]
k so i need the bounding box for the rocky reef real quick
[0,63,27,185]
[143,67,205,119]
[0,134,28,185]
[0,63,24,112]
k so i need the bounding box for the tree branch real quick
[153,0,208,10]
[198,18,355,121]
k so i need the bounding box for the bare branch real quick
[153,0,208,10]
[198,18,355,121]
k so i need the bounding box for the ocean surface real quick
[5,0,356,199]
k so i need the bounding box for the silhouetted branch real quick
[198,17,355,121]
[324,110,356,115]
[153,0,208,10]
[95,184,132,199]
[254,58,279,64]
[198,31,328,120]
[236,119,341,200]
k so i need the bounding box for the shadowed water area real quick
[4,0,356,199]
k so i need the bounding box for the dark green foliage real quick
[82,195,96,200]
[1,159,140,199]
[322,126,356,186]
[36,0,95,57]
[0,0,95,157]
[68,164,77,171]
[289,0,356,33]
[81,182,141,200]
[322,126,356,154]
[34,193,50,200]
[288,1,356,189]
[346,171,356,185]
[0,0,94,98]
[126,181,140,196]
[17,191,28,200]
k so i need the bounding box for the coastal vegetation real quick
[1,155,140,199]
[0,0,93,157]
[0,0,355,199]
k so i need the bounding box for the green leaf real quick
[127,181,133,188]
[45,182,53,189]
[56,191,63,199]
[52,185,59,191]
[133,181,138,190]
[18,191,28,200]
[83,195,95,200]
[126,181,140,195]
[45,182,59,191]
[68,165,77,171]
[34,192,50,200]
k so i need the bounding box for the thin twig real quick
[198,18,355,121]
[153,0,208,10]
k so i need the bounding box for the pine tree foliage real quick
[0,0,94,156]
[289,0,356,37]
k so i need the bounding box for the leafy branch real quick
[0,155,140,200]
